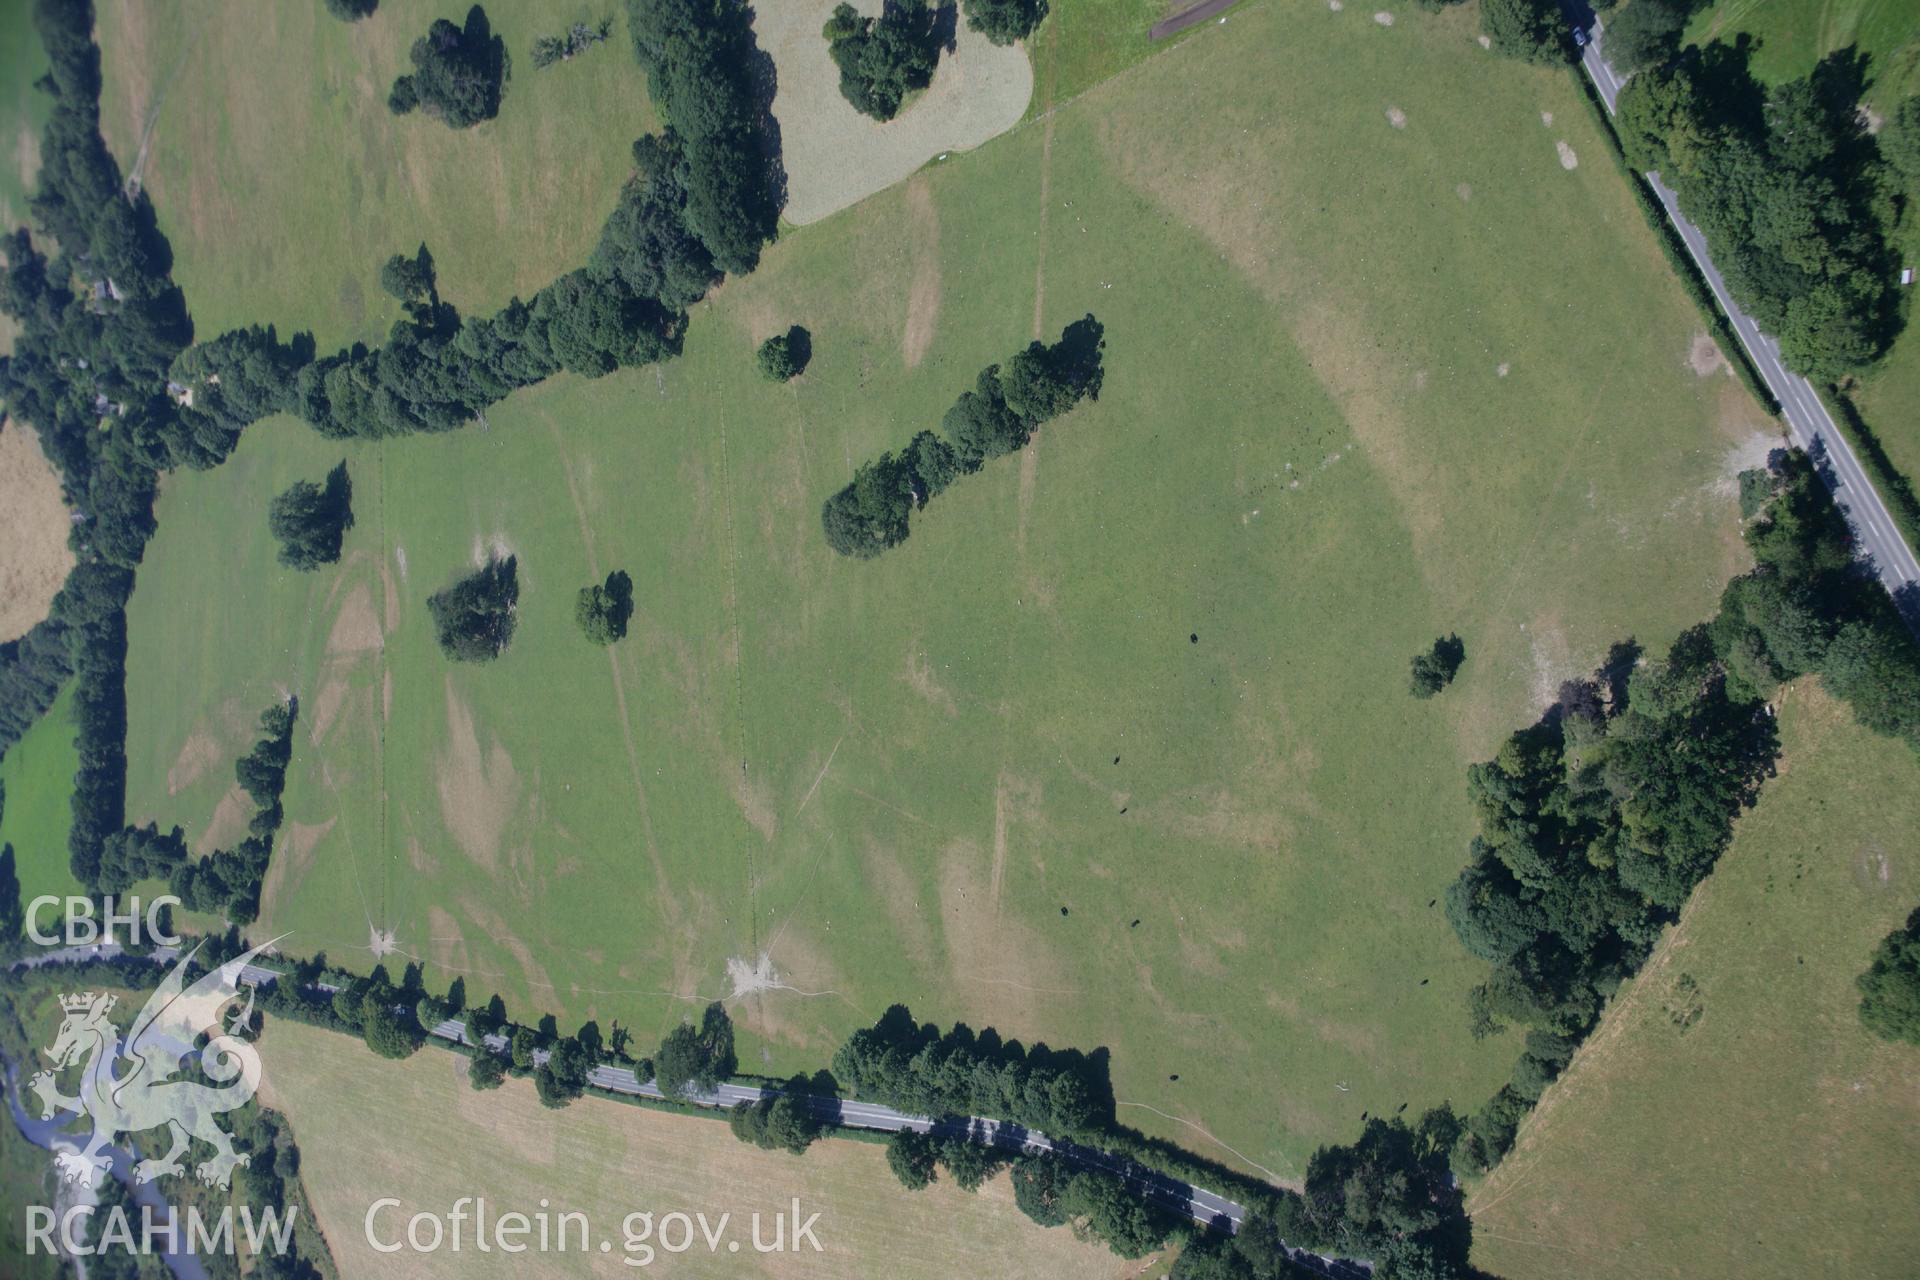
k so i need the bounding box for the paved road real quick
[1572,13,1920,631]
[1150,0,1240,40]
[7,946,1365,1275]
[430,1020,1369,1276]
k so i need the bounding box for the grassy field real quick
[92,0,657,352]
[0,1116,64,1280]
[1685,0,1920,104]
[1849,317,1920,503]
[0,418,74,645]
[0,681,83,904]
[255,1017,1138,1278]
[1469,685,1920,1280]
[0,0,50,238]
[108,0,1779,1182]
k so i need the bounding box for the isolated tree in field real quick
[388,5,508,128]
[380,243,438,307]
[962,0,1047,44]
[325,0,378,19]
[1859,907,1920,1045]
[1602,0,1687,74]
[268,461,354,570]
[823,0,942,121]
[756,325,811,381]
[885,1130,937,1189]
[575,570,634,644]
[1409,634,1466,698]
[1480,0,1569,65]
[654,1001,737,1097]
[428,556,519,661]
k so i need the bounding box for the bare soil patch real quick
[435,678,520,875]
[900,177,943,368]
[307,677,349,744]
[257,817,335,925]
[1689,330,1728,378]
[902,646,959,716]
[165,730,223,796]
[195,783,251,855]
[938,834,1065,1037]
[1555,139,1578,169]
[0,421,75,642]
[324,582,381,655]
[760,0,1033,225]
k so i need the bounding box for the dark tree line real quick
[122,0,786,475]
[1445,449,1920,1172]
[268,461,353,570]
[388,6,508,129]
[831,1003,1109,1136]
[1617,45,1904,377]
[0,1,194,883]
[1478,0,1570,65]
[822,314,1105,558]
[428,555,519,661]
[0,612,72,758]
[1178,1111,1472,1279]
[823,0,942,122]
[167,698,298,921]
[1009,1152,1182,1259]
[624,0,784,277]
[0,788,22,960]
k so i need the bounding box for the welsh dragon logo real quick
[27,940,279,1189]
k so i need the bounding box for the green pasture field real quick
[0,682,83,904]
[0,0,50,239]
[112,0,1777,1180]
[1470,686,1920,1279]
[93,0,657,352]
[1684,0,1920,103]
[0,1117,63,1280]
[1850,320,1920,506]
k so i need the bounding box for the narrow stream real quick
[4,1066,210,1280]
